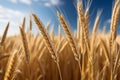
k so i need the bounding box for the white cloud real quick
[9,0,63,6]
[19,0,32,5]
[50,0,60,5]
[9,0,32,5]
[47,0,63,6]
[34,0,63,7]
[0,5,26,36]
[44,2,51,7]
[10,0,17,3]
[33,0,39,1]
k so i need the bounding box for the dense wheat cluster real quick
[0,0,120,80]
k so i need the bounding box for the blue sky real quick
[0,0,116,36]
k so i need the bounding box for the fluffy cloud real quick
[0,5,26,36]
[9,0,63,6]
[50,0,60,5]
[9,0,17,3]
[34,0,63,7]
[9,0,32,5]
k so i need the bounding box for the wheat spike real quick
[84,0,92,49]
[3,50,17,80]
[19,26,30,64]
[32,13,62,80]
[0,22,10,45]
[32,13,58,62]
[77,1,85,53]
[109,0,120,53]
[77,1,90,52]
[109,1,120,79]
[57,12,81,75]
[57,12,80,61]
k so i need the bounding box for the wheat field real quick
[0,0,120,80]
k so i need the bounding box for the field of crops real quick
[0,0,120,80]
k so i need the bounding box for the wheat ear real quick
[77,1,84,53]
[32,13,58,62]
[109,1,120,79]
[77,1,90,51]
[19,26,30,64]
[0,22,10,45]
[3,50,17,80]
[84,0,92,49]
[57,12,81,76]
[57,12,80,61]
[32,13,62,80]
[109,0,120,53]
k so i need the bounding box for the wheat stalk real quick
[22,17,26,31]
[90,11,102,61]
[29,15,32,30]
[100,38,110,64]
[58,25,62,40]
[113,42,120,78]
[45,21,51,31]
[77,17,80,40]
[50,25,55,41]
